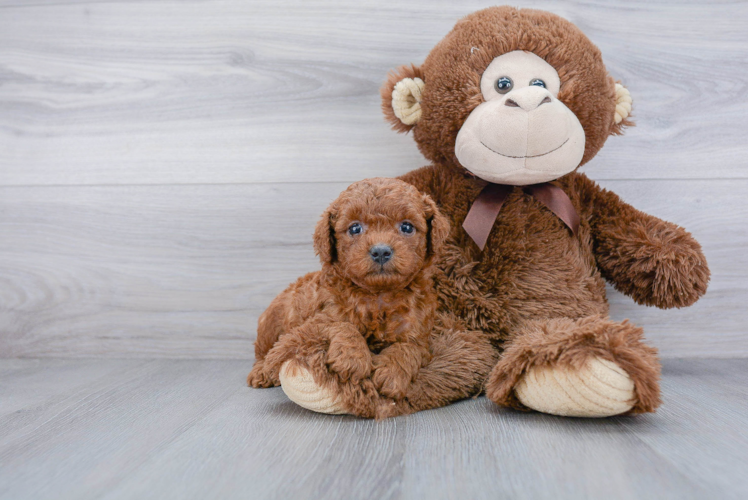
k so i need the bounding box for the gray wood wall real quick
[1,0,746,359]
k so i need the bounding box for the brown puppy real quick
[247,178,450,404]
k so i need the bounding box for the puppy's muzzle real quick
[369,244,393,265]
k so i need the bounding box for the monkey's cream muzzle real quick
[455,86,585,186]
[455,51,586,186]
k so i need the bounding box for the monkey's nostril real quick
[369,244,393,265]
[540,96,552,105]
[505,98,520,107]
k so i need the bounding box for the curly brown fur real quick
[248,178,451,402]
[262,320,381,418]
[484,315,661,414]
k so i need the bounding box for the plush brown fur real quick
[377,313,497,418]
[385,7,708,415]
[381,7,633,170]
[257,7,710,418]
[248,178,477,411]
[395,163,708,413]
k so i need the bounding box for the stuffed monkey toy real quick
[273,6,709,418]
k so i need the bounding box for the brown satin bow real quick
[462,182,580,251]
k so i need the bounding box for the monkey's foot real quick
[279,361,348,415]
[514,357,636,418]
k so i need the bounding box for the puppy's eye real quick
[495,76,513,94]
[348,223,363,236]
[530,79,546,88]
[399,222,415,234]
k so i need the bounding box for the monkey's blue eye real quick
[530,79,546,88]
[495,76,513,94]
[348,223,363,236]
[399,222,414,234]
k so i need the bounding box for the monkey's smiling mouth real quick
[480,138,569,159]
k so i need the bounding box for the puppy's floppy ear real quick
[381,64,425,134]
[421,193,450,259]
[610,81,634,135]
[313,204,337,265]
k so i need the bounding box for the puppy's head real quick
[314,178,449,292]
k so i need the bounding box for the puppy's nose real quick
[369,244,393,265]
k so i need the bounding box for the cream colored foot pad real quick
[278,361,348,415]
[514,357,636,418]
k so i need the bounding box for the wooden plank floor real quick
[1,358,746,500]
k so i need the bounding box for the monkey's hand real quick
[578,173,710,310]
[594,216,709,309]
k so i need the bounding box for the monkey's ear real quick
[313,205,337,265]
[422,194,450,260]
[611,82,634,135]
[381,64,425,133]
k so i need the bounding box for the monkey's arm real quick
[577,174,710,309]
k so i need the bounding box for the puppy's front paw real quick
[372,363,413,400]
[327,335,372,382]
[247,360,278,388]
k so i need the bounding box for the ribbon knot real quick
[462,182,580,251]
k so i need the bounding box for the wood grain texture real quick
[0,358,746,499]
[0,179,745,358]
[0,0,747,359]
[0,0,746,186]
